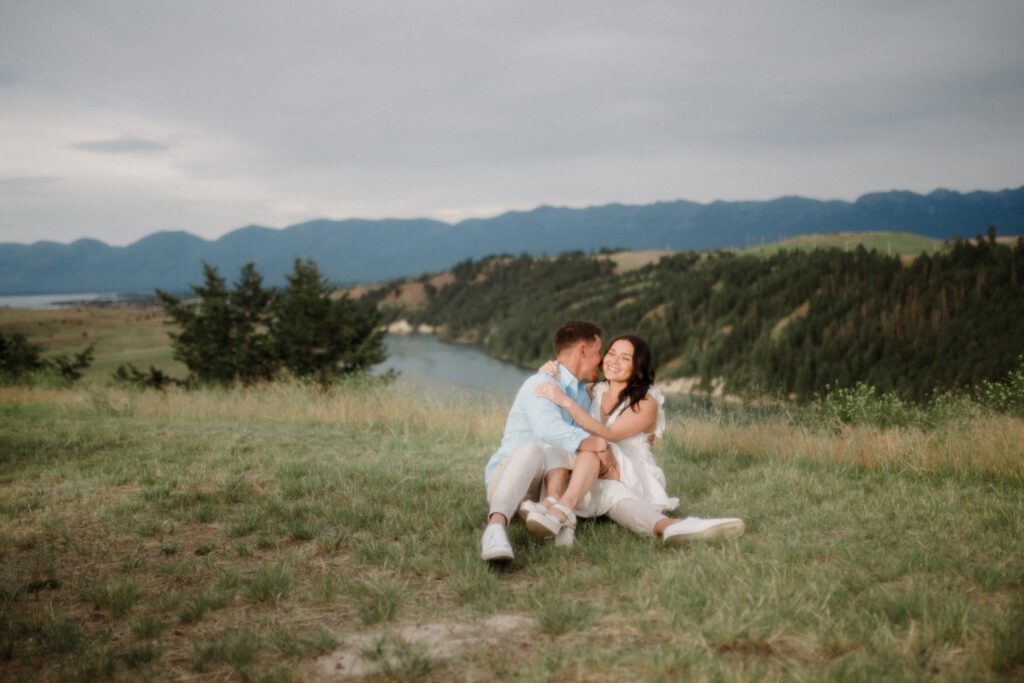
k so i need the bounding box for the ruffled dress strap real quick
[648,385,666,438]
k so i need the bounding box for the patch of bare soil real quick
[597,250,674,274]
[315,613,533,679]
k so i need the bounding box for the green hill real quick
[362,233,1024,402]
[738,231,944,258]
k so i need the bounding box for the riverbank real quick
[384,318,749,401]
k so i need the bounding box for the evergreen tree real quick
[158,263,239,385]
[0,331,46,379]
[273,259,386,385]
[230,262,277,384]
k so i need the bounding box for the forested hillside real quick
[364,233,1024,402]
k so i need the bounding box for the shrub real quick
[0,331,93,385]
[809,382,923,430]
[975,355,1024,418]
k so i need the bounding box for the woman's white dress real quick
[574,382,679,518]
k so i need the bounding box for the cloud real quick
[0,176,60,196]
[71,136,169,154]
[0,1,1022,246]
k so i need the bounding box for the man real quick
[481,320,609,562]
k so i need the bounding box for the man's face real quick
[580,336,602,381]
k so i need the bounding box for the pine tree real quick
[158,263,238,385]
[273,259,386,385]
[0,331,46,379]
[230,262,277,384]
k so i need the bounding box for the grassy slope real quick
[1,383,1022,681]
[0,305,184,381]
[737,232,944,257]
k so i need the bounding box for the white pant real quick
[486,443,546,522]
[486,442,666,536]
[607,497,665,537]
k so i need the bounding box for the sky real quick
[1,1,1023,246]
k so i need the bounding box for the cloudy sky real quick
[2,1,1022,246]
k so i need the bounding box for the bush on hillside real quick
[0,330,94,386]
[112,363,183,391]
[975,355,1024,418]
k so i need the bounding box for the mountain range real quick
[2,186,1022,295]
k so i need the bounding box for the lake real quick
[0,292,122,309]
[374,333,532,397]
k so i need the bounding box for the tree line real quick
[365,231,1024,403]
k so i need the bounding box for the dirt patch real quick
[316,613,534,679]
[597,250,673,274]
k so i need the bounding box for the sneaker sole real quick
[481,548,514,562]
[663,519,745,545]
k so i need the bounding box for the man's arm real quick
[520,379,593,454]
[521,385,614,473]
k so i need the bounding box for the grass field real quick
[738,232,945,258]
[1,378,1022,681]
[2,305,1023,681]
[0,305,184,381]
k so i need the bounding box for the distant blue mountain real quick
[1,186,1021,294]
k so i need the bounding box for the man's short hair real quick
[554,320,602,354]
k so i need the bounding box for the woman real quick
[527,334,745,545]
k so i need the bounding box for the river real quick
[373,333,531,397]
[0,292,123,308]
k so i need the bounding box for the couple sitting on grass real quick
[481,320,745,562]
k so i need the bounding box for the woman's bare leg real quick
[544,468,569,503]
[544,451,600,521]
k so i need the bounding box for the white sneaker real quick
[481,523,514,562]
[662,517,745,545]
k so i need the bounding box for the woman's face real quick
[602,339,635,382]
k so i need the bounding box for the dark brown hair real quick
[606,335,655,413]
[554,320,602,354]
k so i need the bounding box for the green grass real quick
[738,231,945,258]
[0,304,185,382]
[0,382,1021,680]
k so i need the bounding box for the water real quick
[374,333,531,396]
[0,292,122,309]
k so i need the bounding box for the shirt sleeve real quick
[522,382,590,453]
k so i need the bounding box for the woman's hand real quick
[534,381,572,408]
[538,360,560,378]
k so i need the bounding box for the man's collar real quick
[556,362,582,394]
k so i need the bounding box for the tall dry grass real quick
[676,413,1024,481]
[0,380,509,447]
[5,380,1022,480]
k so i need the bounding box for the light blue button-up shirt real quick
[484,364,592,485]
